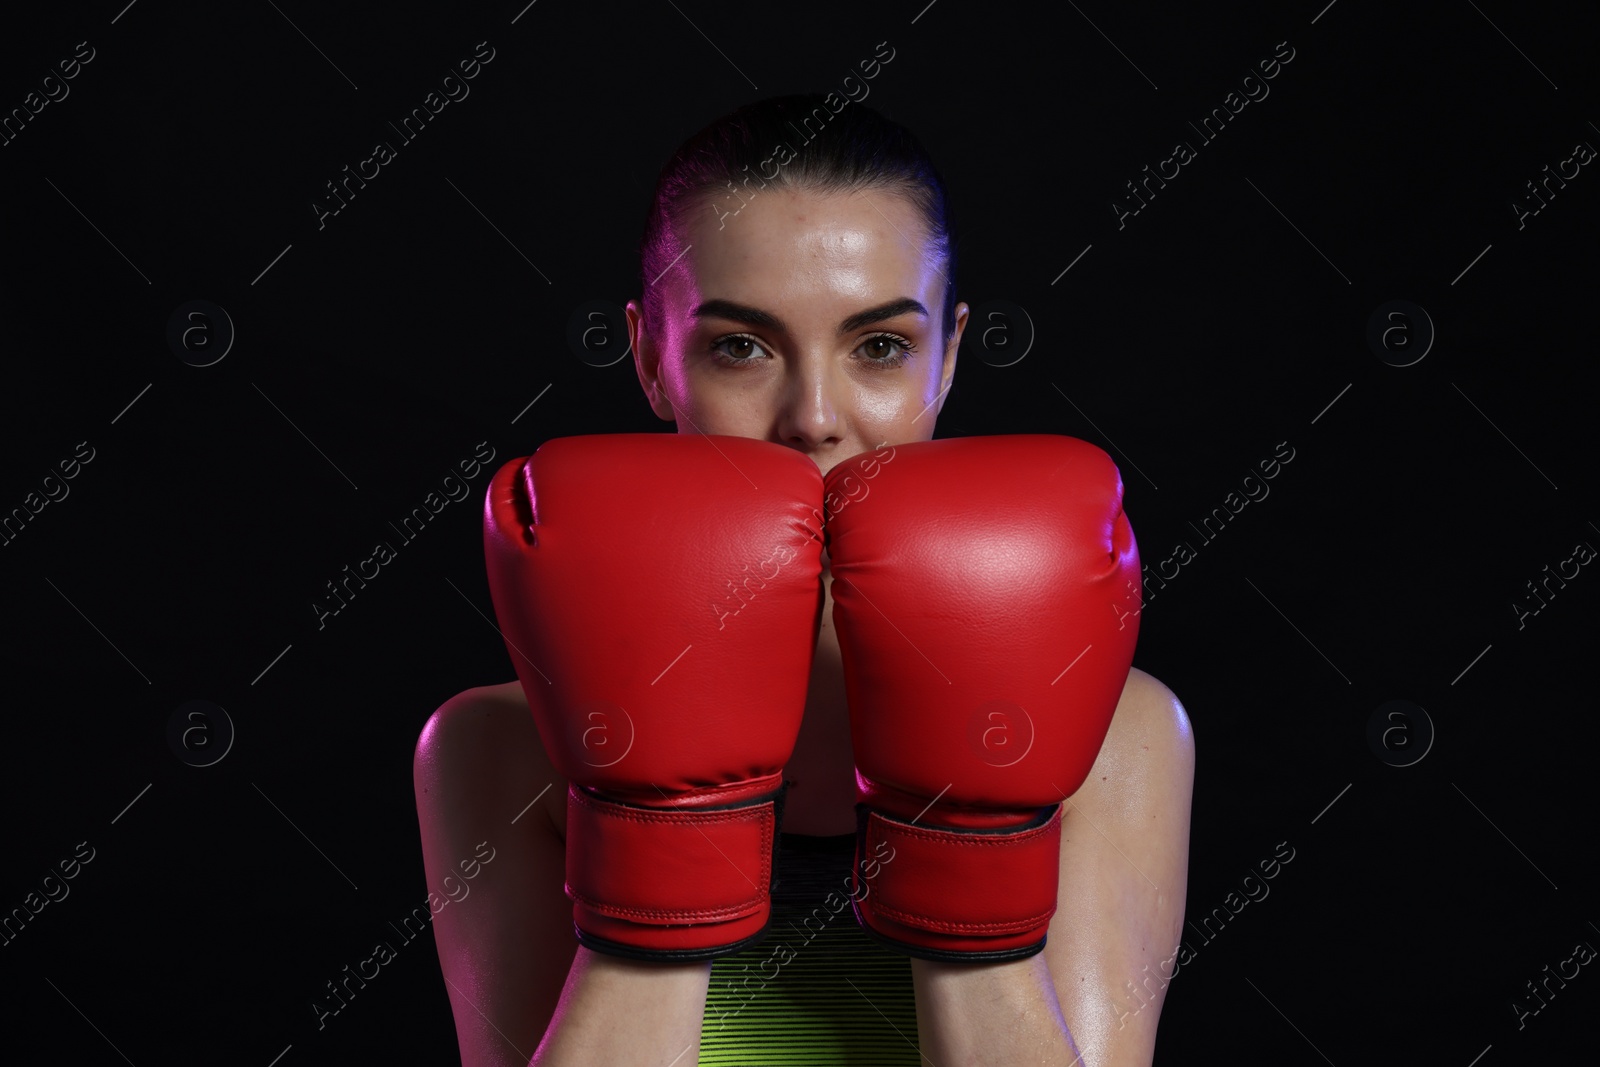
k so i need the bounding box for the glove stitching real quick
[864,902,1053,934]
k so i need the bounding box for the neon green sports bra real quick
[698,832,920,1065]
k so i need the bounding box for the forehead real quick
[670,186,938,312]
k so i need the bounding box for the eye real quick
[708,333,770,367]
[856,332,918,369]
[707,331,920,369]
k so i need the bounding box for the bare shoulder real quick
[414,680,567,835]
[415,680,531,760]
[450,679,530,715]
[1081,671,1196,806]
[1108,667,1195,761]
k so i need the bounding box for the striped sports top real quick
[697,832,921,1065]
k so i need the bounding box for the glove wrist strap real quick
[565,780,783,961]
[851,803,1062,962]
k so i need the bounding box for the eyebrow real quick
[691,297,928,335]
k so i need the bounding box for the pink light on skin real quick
[626,186,969,480]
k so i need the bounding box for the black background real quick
[1,1,1595,1063]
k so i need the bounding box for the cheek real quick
[852,360,943,436]
[851,386,913,427]
[678,361,771,434]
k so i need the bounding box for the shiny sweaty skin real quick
[414,184,1195,1067]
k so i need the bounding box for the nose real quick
[776,356,842,454]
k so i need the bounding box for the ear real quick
[626,300,676,422]
[934,301,969,417]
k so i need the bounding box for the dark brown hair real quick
[638,94,958,345]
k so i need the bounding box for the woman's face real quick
[627,185,968,477]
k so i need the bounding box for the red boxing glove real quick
[825,435,1140,961]
[484,434,824,961]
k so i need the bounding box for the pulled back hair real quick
[638,94,959,346]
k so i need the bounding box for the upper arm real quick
[413,683,577,1065]
[1043,666,1195,1066]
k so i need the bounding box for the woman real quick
[414,94,1195,1066]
